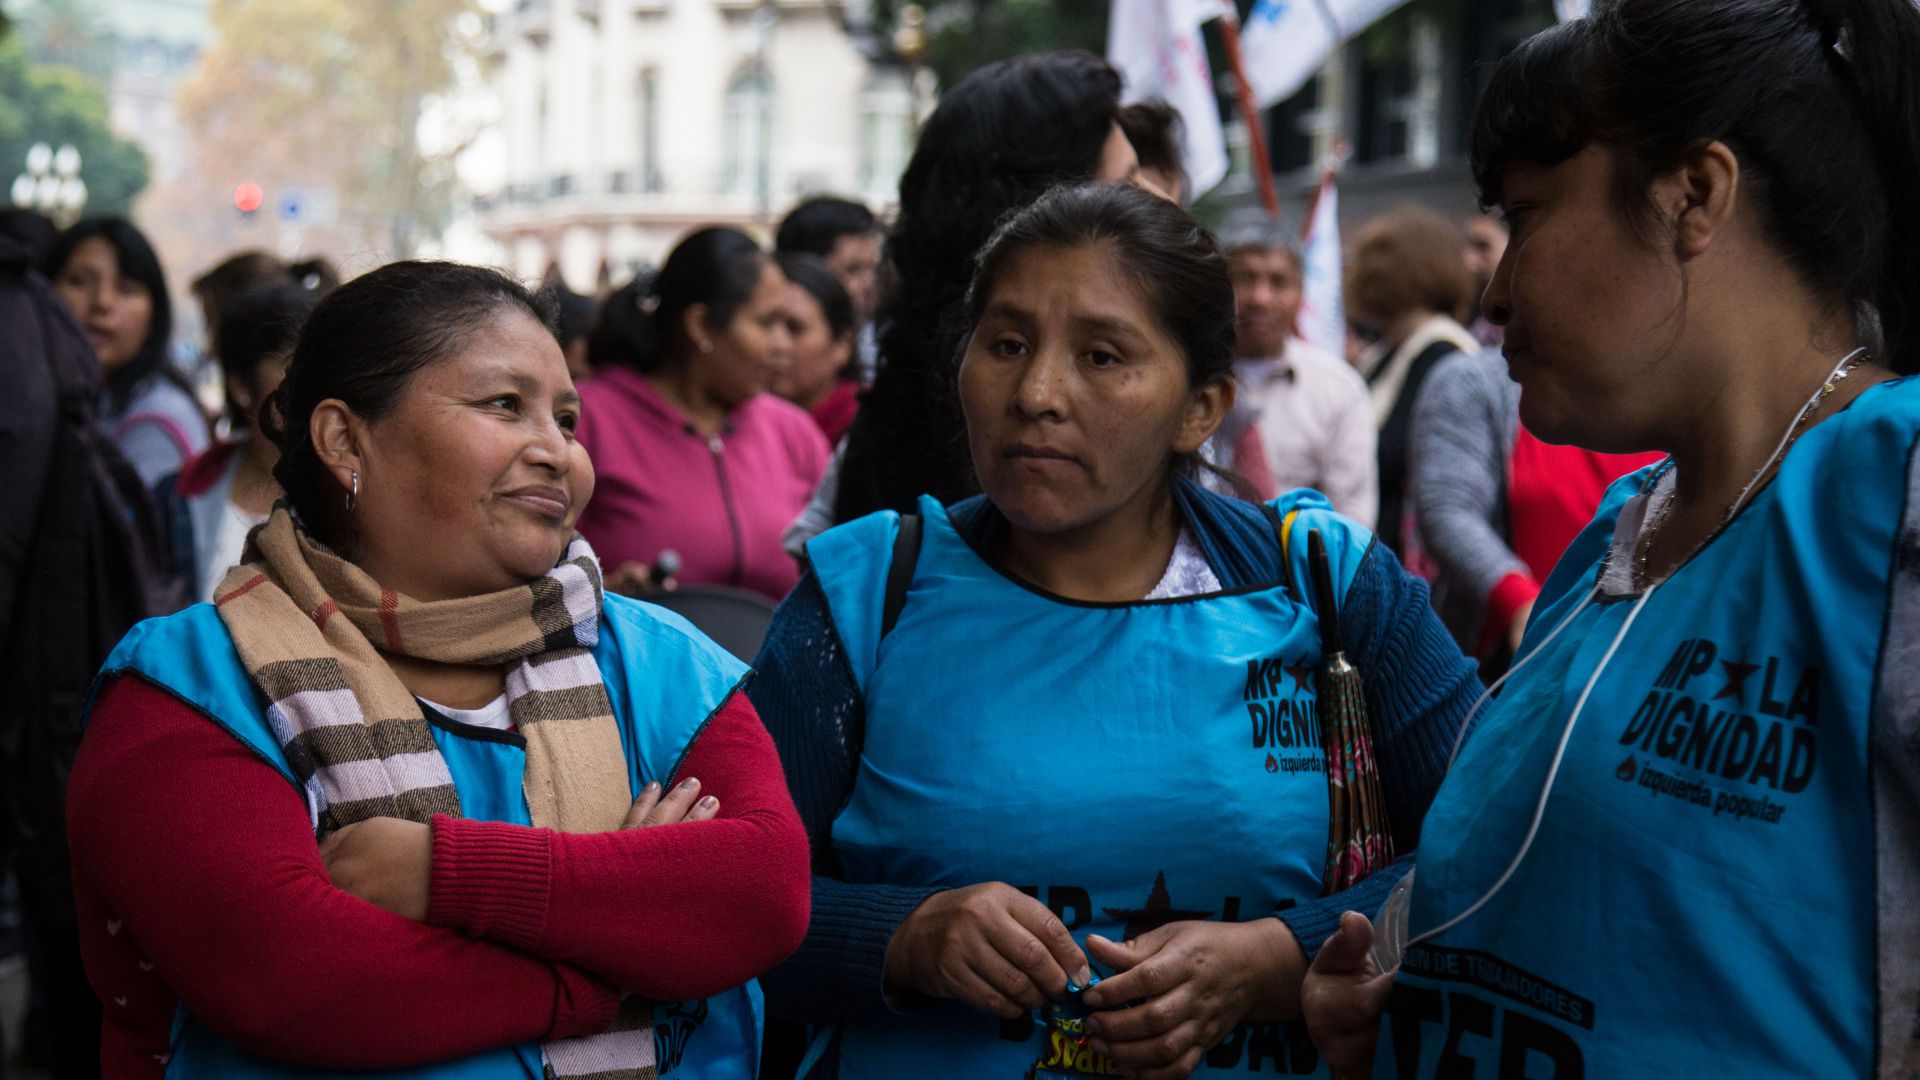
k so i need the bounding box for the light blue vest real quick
[96,592,764,1079]
[1379,378,1920,1077]
[810,492,1372,1079]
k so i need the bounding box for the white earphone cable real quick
[1404,346,1865,951]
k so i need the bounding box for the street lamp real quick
[891,5,935,128]
[10,142,89,225]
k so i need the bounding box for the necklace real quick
[1633,348,1869,589]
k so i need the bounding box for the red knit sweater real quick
[69,675,809,1078]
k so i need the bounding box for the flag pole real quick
[1213,10,1280,218]
[1301,136,1351,240]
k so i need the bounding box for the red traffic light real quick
[233,182,264,214]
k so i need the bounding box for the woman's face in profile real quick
[959,242,1214,536]
[770,282,850,406]
[1095,121,1174,202]
[1488,144,1686,450]
[350,307,596,600]
[696,260,794,408]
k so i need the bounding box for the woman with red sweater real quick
[771,251,861,446]
[68,261,809,1079]
[577,229,831,601]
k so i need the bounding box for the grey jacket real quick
[1407,349,1522,648]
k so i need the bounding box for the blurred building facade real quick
[97,0,212,190]
[465,0,915,290]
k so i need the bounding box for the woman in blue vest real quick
[750,183,1480,1080]
[67,261,809,1078]
[1302,0,1920,1076]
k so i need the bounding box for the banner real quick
[1107,0,1230,197]
[1296,170,1345,360]
[1240,0,1414,108]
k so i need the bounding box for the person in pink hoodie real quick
[577,227,831,600]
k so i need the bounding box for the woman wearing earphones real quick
[1303,0,1920,1076]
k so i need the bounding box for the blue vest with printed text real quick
[95,592,764,1080]
[809,491,1373,1079]
[1377,377,1920,1077]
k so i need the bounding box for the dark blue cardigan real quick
[749,478,1481,1027]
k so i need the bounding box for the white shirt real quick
[1144,527,1223,599]
[419,693,513,731]
[1236,340,1380,530]
[201,502,266,604]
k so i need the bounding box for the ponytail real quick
[589,227,768,375]
[1807,0,1920,374]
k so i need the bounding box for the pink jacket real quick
[576,366,830,600]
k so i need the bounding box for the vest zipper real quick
[708,433,745,585]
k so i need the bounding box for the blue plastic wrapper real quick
[1029,975,1123,1078]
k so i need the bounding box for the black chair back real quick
[639,585,778,664]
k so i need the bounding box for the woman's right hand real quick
[1302,912,1396,1079]
[622,778,720,828]
[884,882,1091,1019]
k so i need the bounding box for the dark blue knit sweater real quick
[749,483,1480,1027]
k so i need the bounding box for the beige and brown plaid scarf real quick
[214,507,655,1079]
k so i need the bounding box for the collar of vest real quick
[944,473,1293,591]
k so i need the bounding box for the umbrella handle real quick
[1308,529,1346,656]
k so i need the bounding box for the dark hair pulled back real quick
[44,216,182,416]
[216,282,317,427]
[606,227,768,373]
[833,50,1124,523]
[966,183,1235,388]
[264,260,557,550]
[963,183,1237,484]
[1471,0,1920,373]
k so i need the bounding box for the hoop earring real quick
[347,469,359,513]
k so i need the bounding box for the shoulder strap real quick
[1259,503,1302,602]
[880,513,923,640]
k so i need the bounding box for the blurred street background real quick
[1,0,1559,329]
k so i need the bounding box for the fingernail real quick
[698,796,718,809]
[1076,964,1093,985]
[643,781,661,794]
[679,777,700,790]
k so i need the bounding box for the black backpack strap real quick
[880,513,923,640]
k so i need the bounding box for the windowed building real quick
[462,0,914,288]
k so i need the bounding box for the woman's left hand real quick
[1080,919,1304,1080]
[320,817,434,922]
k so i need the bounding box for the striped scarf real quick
[215,508,656,1079]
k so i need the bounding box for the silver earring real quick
[347,469,359,512]
[698,340,714,354]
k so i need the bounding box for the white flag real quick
[1240,0,1415,108]
[1107,0,1230,198]
[1296,173,1345,361]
